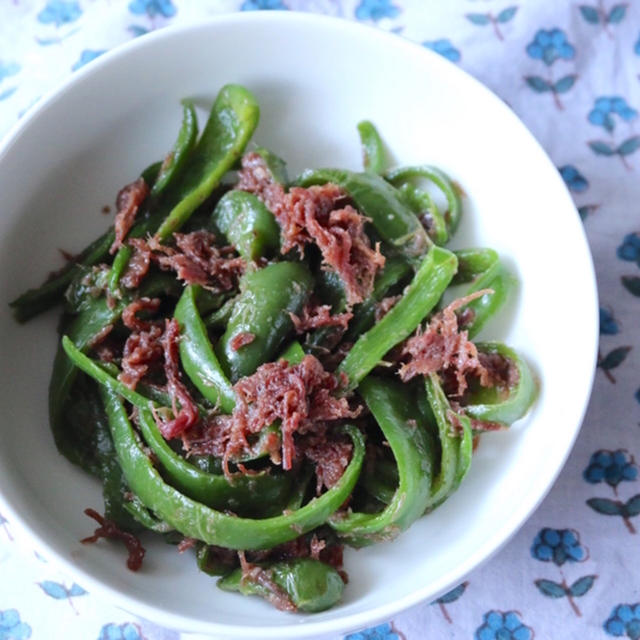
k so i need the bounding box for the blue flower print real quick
[37,1,82,26]
[97,622,143,640]
[531,528,587,565]
[465,7,518,41]
[589,97,638,132]
[128,0,176,18]
[617,233,640,264]
[345,622,400,640]
[475,610,533,640]
[0,61,20,84]
[599,307,619,335]
[422,39,461,63]
[355,0,400,22]
[604,603,640,639]
[72,50,106,71]
[559,165,588,192]
[0,609,31,640]
[584,450,638,487]
[526,28,575,65]
[241,0,288,9]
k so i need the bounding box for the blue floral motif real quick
[128,0,176,18]
[584,450,638,487]
[589,97,638,132]
[526,28,575,65]
[0,609,31,640]
[617,233,640,263]
[355,0,400,22]
[422,39,461,63]
[604,603,640,638]
[600,307,619,335]
[531,528,587,565]
[37,1,82,26]
[559,165,588,192]
[345,622,399,640]
[97,622,143,640]
[241,0,288,9]
[0,61,20,84]
[72,49,106,71]
[475,610,533,640]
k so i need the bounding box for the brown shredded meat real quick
[398,289,495,396]
[122,297,161,332]
[121,238,152,289]
[81,508,145,571]
[236,152,384,305]
[238,552,297,612]
[119,323,164,390]
[289,302,353,334]
[155,318,199,439]
[374,295,401,322]
[229,332,255,351]
[110,178,149,254]
[302,432,353,493]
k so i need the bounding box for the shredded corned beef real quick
[208,355,360,473]
[302,433,353,494]
[109,178,149,254]
[119,323,163,390]
[289,302,353,334]
[398,289,494,396]
[122,297,161,332]
[229,332,255,351]
[81,508,145,571]
[177,537,197,553]
[124,231,244,291]
[238,551,297,612]
[155,318,199,439]
[236,152,384,305]
[121,238,152,289]
[86,323,114,351]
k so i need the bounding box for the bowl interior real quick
[0,13,597,639]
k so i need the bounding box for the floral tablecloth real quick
[1,1,640,639]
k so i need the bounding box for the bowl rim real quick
[0,10,599,638]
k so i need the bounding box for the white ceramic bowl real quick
[0,12,597,639]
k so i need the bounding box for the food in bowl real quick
[10,83,536,613]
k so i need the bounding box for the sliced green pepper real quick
[100,384,366,550]
[357,120,386,175]
[338,246,458,389]
[211,190,280,262]
[330,376,433,546]
[174,285,235,413]
[296,169,430,262]
[216,261,313,382]
[155,85,260,241]
[218,558,344,612]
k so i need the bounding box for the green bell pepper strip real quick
[344,255,412,342]
[424,372,473,510]
[100,385,366,550]
[338,246,458,390]
[462,342,537,426]
[252,146,289,185]
[123,496,174,533]
[174,284,235,413]
[360,457,397,505]
[107,245,133,297]
[154,85,260,242]
[357,120,386,175]
[451,249,514,339]
[218,558,344,613]
[211,190,280,262]
[396,182,448,245]
[295,169,431,262]
[216,261,314,382]
[135,408,292,517]
[277,340,305,365]
[203,295,237,330]
[329,376,433,547]
[195,543,237,576]
[151,101,198,197]
[61,338,294,516]
[385,165,462,243]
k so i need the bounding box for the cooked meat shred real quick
[374,295,401,322]
[236,152,384,305]
[289,302,352,334]
[229,332,255,351]
[119,324,164,390]
[122,297,161,332]
[110,178,149,254]
[81,508,145,571]
[398,289,494,396]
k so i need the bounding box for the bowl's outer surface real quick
[0,12,597,638]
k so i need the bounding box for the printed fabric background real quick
[1,0,639,638]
